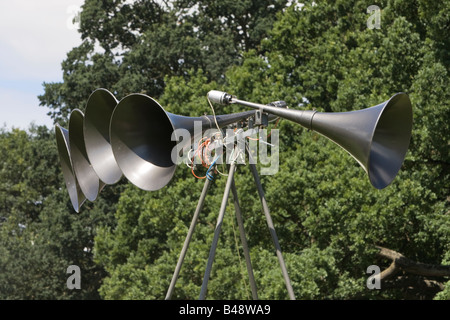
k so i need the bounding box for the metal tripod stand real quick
[165,124,295,300]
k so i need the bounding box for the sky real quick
[0,1,84,130]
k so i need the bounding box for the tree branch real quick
[379,261,399,281]
[376,246,450,279]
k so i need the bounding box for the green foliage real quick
[0,125,120,299]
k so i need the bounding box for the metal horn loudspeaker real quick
[109,93,256,191]
[55,124,86,212]
[208,91,413,189]
[69,109,105,201]
[83,88,122,185]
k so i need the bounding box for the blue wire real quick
[206,156,219,181]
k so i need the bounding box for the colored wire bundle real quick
[189,134,222,180]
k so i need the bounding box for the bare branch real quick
[376,246,450,278]
[379,261,399,281]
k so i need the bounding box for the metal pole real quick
[165,177,212,300]
[199,162,237,300]
[248,155,296,300]
[230,179,258,300]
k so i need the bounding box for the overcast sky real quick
[0,0,84,130]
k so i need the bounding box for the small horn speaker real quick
[209,91,413,189]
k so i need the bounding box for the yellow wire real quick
[207,95,221,133]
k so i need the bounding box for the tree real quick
[0,125,119,299]
[39,0,288,124]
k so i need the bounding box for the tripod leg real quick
[230,179,258,300]
[199,162,237,300]
[165,177,212,300]
[248,162,296,300]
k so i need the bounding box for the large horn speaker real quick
[69,109,105,201]
[109,93,256,191]
[55,124,86,212]
[83,88,122,185]
[208,91,413,189]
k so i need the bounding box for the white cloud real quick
[0,0,84,129]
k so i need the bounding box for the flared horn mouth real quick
[305,93,412,189]
[110,94,178,191]
[84,88,122,185]
[367,93,413,189]
[55,124,86,212]
[69,109,105,201]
